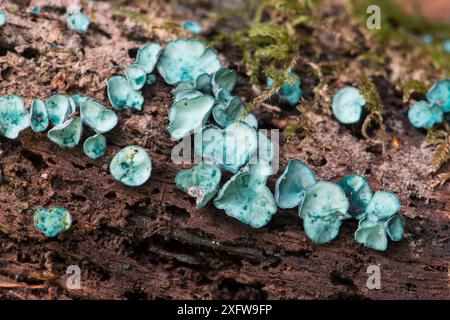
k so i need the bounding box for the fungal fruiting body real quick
[136,43,161,74]
[182,21,202,34]
[157,39,221,85]
[175,163,222,208]
[47,117,83,148]
[332,86,366,124]
[0,94,29,139]
[299,181,351,244]
[337,175,373,220]
[267,72,302,106]
[107,75,144,111]
[110,146,152,187]
[426,79,450,113]
[67,12,90,33]
[125,64,147,91]
[0,11,6,26]
[45,94,74,126]
[29,99,49,132]
[443,40,450,54]
[34,206,72,237]
[354,191,404,251]
[80,99,118,134]
[408,100,443,128]
[83,134,107,159]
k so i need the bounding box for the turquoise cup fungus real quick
[332,86,366,124]
[182,21,202,34]
[426,79,450,113]
[47,117,83,148]
[34,206,72,237]
[267,72,302,106]
[83,134,107,159]
[110,146,152,187]
[29,99,49,133]
[67,12,90,33]
[80,99,118,134]
[337,174,373,220]
[0,94,29,139]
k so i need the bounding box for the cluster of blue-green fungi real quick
[0,93,118,159]
[67,11,90,33]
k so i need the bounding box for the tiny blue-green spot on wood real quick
[337,174,373,220]
[267,72,302,106]
[212,96,245,128]
[407,100,438,129]
[427,79,450,113]
[83,134,107,159]
[146,74,157,85]
[45,94,73,126]
[176,163,221,208]
[29,99,49,133]
[0,94,29,139]
[422,34,432,45]
[214,158,277,228]
[125,64,147,91]
[275,159,316,209]
[195,121,258,173]
[107,75,144,111]
[0,11,6,27]
[443,40,450,54]
[168,94,215,140]
[157,39,221,85]
[182,21,202,34]
[31,6,41,14]
[80,99,118,134]
[354,191,403,251]
[47,117,83,148]
[34,206,72,237]
[67,12,90,33]
[299,181,351,244]
[332,86,366,124]
[110,146,152,187]
[136,43,161,74]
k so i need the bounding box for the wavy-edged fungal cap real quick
[354,191,403,251]
[107,75,144,111]
[29,99,49,133]
[242,113,258,130]
[211,68,237,98]
[182,21,202,34]
[71,94,88,110]
[34,206,72,237]
[408,100,440,128]
[212,96,245,128]
[110,145,152,187]
[157,39,221,85]
[176,162,222,208]
[426,79,450,113]
[67,12,90,33]
[0,11,7,26]
[125,64,147,90]
[195,121,258,173]
[337,174,373,220]
[0,94,29,139]
[83,134,107,159]
[332,86,366,124]
[136,43,161,74]
[80,99,118,133]
[47,117,83,148]
[299,181,350,244]
[168,94,215,140]
[45,94,73,126]
[267,71,302,106]
[275,159,316,209]
[214,158,277,228]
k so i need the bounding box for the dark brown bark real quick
[0,0,449,299]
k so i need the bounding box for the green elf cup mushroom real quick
[332,86,366,124]
[0,94,29,139]
[407,100,443,129]
[0,11,7,27]
[299,181,351,244]
[275,159,316,209]
[110,145,152,187]
[136,43,161,74]
[426,79,450,113]
[157,39,221,85]
[47,117,83,148]
[71,94,88,110]
[45,94,74,125]
[173,89,204,103]
[337,175,373,220]
[168,94,215,140]
[443,40,450,54]
[146,74,157,85]
[195,121,258,173]
[214,158,277,228]
[212,96,245,128]
[267,72,302,106]
[354,191,404,251]
[175,162,222,208]
[34,206,72,237]
[182,21,202,34]
[211,68,237,98]
[29,99,49,133]
[83,134,107,159]
[125,64,147,91]
[107,75,144,111]
[67,12,90,33]
[80,99,118,134]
